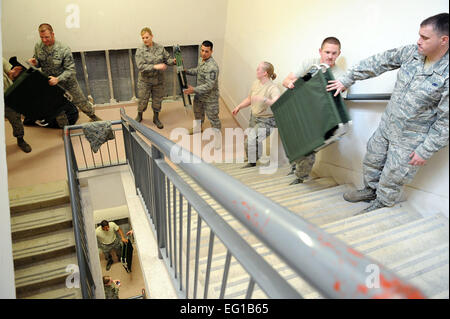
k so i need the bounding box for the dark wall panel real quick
[109,49,133,102]
[72,52,88,98]
[84,51,109,104]
[72,45,199,104]
[180,45,199,88]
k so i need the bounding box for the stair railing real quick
[63,106,424,299]
[121,114,301,298]
[63,126,100,298]
[119,108,425,299]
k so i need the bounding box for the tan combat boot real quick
[17,137,32,153]
[343,187,376,203]
[188,121,203,135]
[355,199,387,215]
[135,112,143,123]
[213,128,222,150]
[153,112,163,129]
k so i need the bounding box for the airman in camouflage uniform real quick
[135,27,176,129]
[233,61,280,167]
[29,23,101,124]
[103,276,120,299]
[184,41,221,133]
[327,13,449,214]
[3,58,32,153]
[283,37,345,184]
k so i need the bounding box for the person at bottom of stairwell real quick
[282,36,346,184]
[3,58,31,153]
[103,276,120,299]
[183,41,222,148]
[326,13,449,214]
[232,61,280,168]
[96,220,128,271]
[134,27,176,129]
[28,23,102,123]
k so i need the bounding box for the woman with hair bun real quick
[232,61,280,167]
[134,27,176,128]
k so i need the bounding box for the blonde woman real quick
[232,62,280,167]
[135,27,176,128]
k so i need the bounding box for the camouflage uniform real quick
[245,117,277,163]
[293,58,346,180]
[245,80,281,163]
[82,121,115,153]
[33,40,96,122]
[3,58,25,138]
[339,45,449,206]
[104,282,120,299]
[186,57,221,129]
[98,235,122,264]
[135,42,174,114]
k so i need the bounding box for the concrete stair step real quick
[172,164,448,299]
[171,182,342,252]
[15,253,78,297]
[185,227,320,298]
[208,261,314,299]
[188,206,448,299]
[175,165,319,198]
[9,180,70,214]
[212,162,247,170]
[286,185,370,226]
[22,284,82,299]
[349,214,449,267]
[182,164,329,195]
[321,203,423,242]
[10,204,73,240]
[13,228,76,267]
[388,243,449,299]
[212,162,271,175]
[196,209,421,294]
[173,172,337,221]
[170,175,347,266]
[216,165,291,181]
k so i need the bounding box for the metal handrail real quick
[345,93,391,101]
[63,127,96,299]
[129,127,301,298]
[66,120,126,172]
[120,108,424,299]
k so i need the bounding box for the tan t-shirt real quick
[249,79,281,118]
[96,221,119,245]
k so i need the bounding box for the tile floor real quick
[5,99,241,189]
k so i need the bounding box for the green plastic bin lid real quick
[271,68,350,163]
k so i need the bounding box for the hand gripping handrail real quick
[120,108,425,299]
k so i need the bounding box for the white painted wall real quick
[220,0,449,216]
[0,2,17,298]
[1,0,228,66]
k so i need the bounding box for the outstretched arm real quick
[282,72,298,89]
